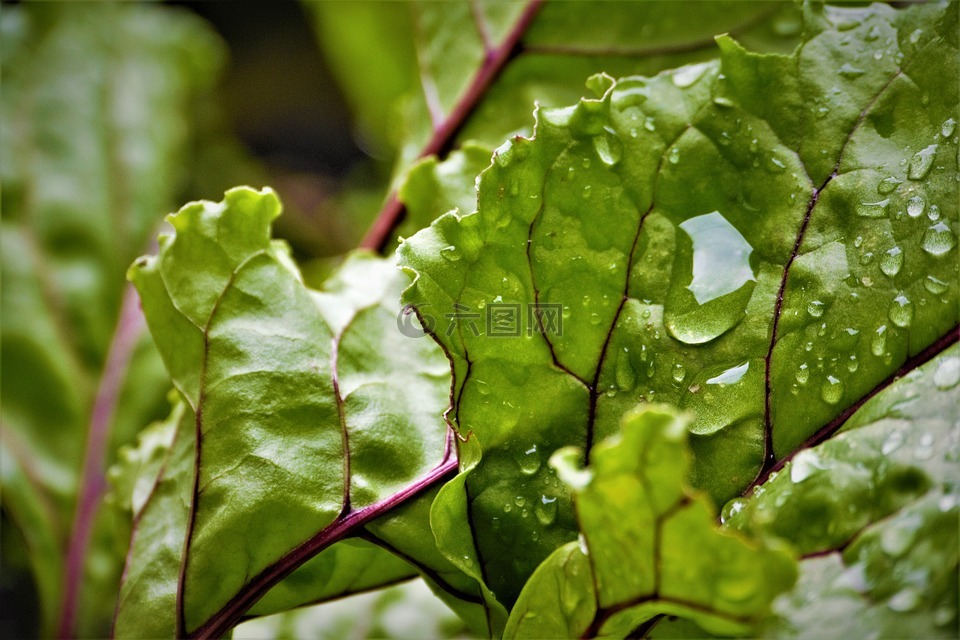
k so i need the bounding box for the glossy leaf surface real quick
[504,406,796,638]
[125,188,455,636]
[398,0,958,618]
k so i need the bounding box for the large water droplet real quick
[942,117,957,139]
[515,445,541,475]
[888,294,914,328]
[927,204,941,221]
[872,325,888,356]
[672,364,686,382]
[908,144,938,180]
[593,126,622,166]
[820,375,844,405]
[906,195,925,218]
[665,212,756,344]
[877,176,901,194]
[838,63,866,79]
[880,246,903,276]
[807,300,825,317]
[922,221,956,256]
[857,198,890,218]
[924,275,949,294]
[934,356,960,390]
[707,361,750,386]
[534,495,557,526]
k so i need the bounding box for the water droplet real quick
[880,246,903,276]
[927,204,941,221]
[942,117,957,138]
[643,116,656,132]
[791,449,825,482]
[440,246,460,262]
[847,355,859,372]
[672,62,710,87]
[534,495,557,526]
[593,126,622,166]
[906,195,925,218]
[871,325,888,357]
[672,364,686,382]
[515,446,541,475]
[888,294,914,328]
[934,356,960,390]
[807,300,825,317]
[514,495,526,508]
[668,146,681,164]
[887,587,921,612]
[820,375,844,405]
[838,63,866,79]
[581,185,592,199]
[665,212,756,344]
[924,275,949,294]
[720,498,746,524]
[908,144,938,180]
[857,198,890,218]
[768,156,787,173]
[503,503,512,513]
[922,221,956,256]
[796,363,810,384]
[877,176,902,194]
[706,361,750,386]
[865,25,881,41]
[713,96,735,108]
[615,352,637,391]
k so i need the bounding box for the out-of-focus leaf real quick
[0,2,223,636]
[234,578,473,640]
[398,0,957,616]
[724,346,959,638]
[504,406,796,638]
[123,187,457,636]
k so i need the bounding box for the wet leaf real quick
[398,0,958,629]
[504,406,796,638]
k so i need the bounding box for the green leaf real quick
[725,346,959,638]
[125,187,456,636]
[317,1,803,249]
[0,3,223,635]
[398,0,957,615]
[504,406,796,638]
[234,578,472,640]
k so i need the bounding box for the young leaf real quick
[504,406,796,638]
[0,3,223,635]
[126,187,457,637]
[398,0,958,612]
